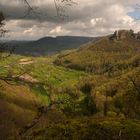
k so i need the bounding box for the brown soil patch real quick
[19,74,38,83]
[19,59,34,65]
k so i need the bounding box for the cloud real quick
[49,26,71,36]
[91,18,106,26]
[0,0,140,40]
[23,28,33,34]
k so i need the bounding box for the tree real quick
[0,12,6,37]
[0,12,12,59]
[0,12,24,82]
[123,73,140,118]
[80,82,97,115]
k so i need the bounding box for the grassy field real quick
[0,53,88,138]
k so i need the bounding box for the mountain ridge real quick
[1,36,97,56]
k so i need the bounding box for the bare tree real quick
[0,12,30,83]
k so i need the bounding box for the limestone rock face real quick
[115,30,134,40]
[110,29,140,40]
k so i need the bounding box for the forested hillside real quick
[3,36,95,56]
[54,30,140,119]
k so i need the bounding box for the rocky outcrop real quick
[110,29,140,41]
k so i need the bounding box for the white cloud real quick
[0,0,140,40]
[49,26,71,36]
[53,26,63,33]
[24,28,33,34]
[91,18,106,26]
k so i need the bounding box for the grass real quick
[0,54,87,85]
[29,56,87,86]
[0,31,140,139]
[0,54,87,104]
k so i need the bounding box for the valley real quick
[0,30,140,139]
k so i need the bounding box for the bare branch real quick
[54,0,77,19]
[21,0,41,19]
[22,0,77,20]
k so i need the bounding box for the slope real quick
[55,30,140,74]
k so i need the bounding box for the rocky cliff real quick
[110,29,140,40]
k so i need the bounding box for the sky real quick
[0,0,140,40]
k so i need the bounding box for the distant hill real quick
[55,30,140,73]
[2,36,96,56]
